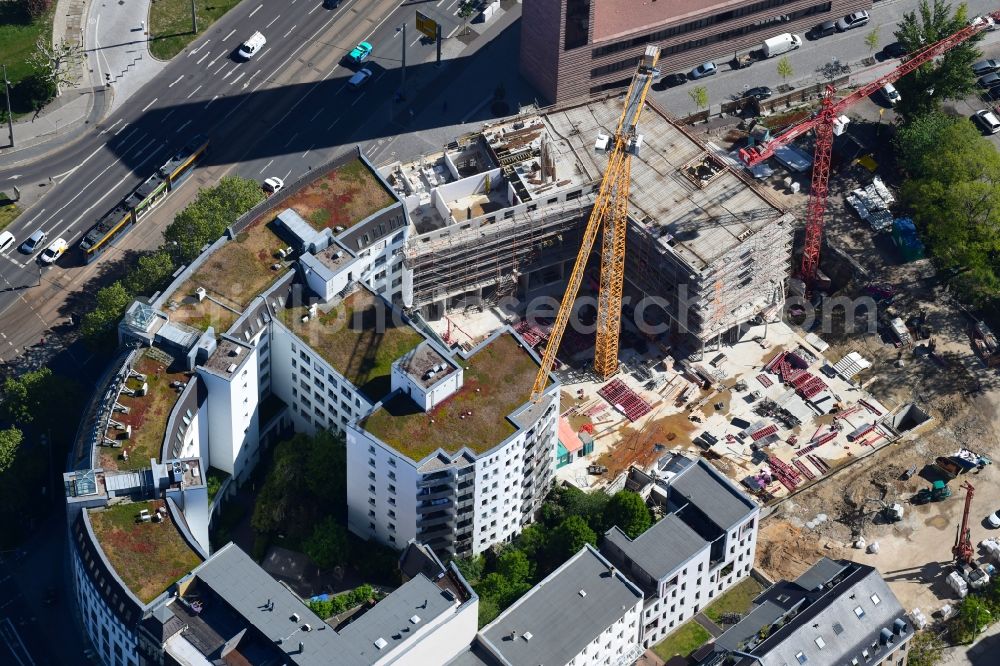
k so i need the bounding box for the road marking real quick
[242,70,261,88]
[308,3,321,15]
[283,132,299,147]
[176,119,193,133]
[350,92,367,106]
[168,75,184,87]
[301,144,314,158]
[249,4,262,18]
[113,122,129,136]
[283,168,292,181]
[161,110,175,124]
[309,106,325,121]
[205,95,220,109]
[187,84,203,98]
[265,15,281,28]
[222,69,233,80]
[410,36,422,48]
[196,50,211,65]
[141,97,158,112]
[99,119,123,135]
[256,46,271,62]
[7,174,21,180]
[93,15,105,85]
[283,24,298,39]
[366,144,377,156]
[258,159,274,174]
[213,62,228,75]
[188,38,211,56]
[231,72,246,86]
[223,28,237,41]
[326,116,341,131]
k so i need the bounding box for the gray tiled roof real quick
[605,514,705,580]
[480,545,643,666]
[668,460,757,531]
[794,557,848,592]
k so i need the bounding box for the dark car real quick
[882,42,908,59]
[743,86,773,100]
[659,72,688,88]
[807,20,837,40]
[323,0,341,7]
[985,85,1000,101]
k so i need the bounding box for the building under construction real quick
[383,96,794,352]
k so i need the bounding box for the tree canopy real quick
[549,515,598,562]
[0,428,23,474]
[304,516,349,570]
[164,176,264,261]
[606,490,652,538]
[892,0,982,120]
[1,367,81,428]
[81,281,132,343]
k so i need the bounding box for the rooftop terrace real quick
[165,218,287,332]
[284,157,395,232]
[88,500,202,605]
[278,289,424,400]
[107,350,189,471]
[363,333,543,462]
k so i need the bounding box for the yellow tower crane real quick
[531,45,661,400]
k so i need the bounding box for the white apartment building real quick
[601,455,760,648]
[477,544,645,666]
[346,329,559,558]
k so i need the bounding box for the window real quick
[854,606,865,619]
[563,0,591,50]
[814,636,825,649]
[870,593,881,605]
[795,652,807,664]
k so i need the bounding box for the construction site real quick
[378,34,1000,629]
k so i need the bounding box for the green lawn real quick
[651,621,712,661]
[0,193,22,231]
[704,577,765,624]
[0,6,51,84]
[149,0,242,60]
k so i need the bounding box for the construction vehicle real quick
[530,46,661,399]
[912,480,951,505]
[953,482,975,565]
[882,503,904,522]
[738,13,1000,284]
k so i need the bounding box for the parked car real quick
[689,61,717,79]
[742,86,773,100]
[882,42,908,59]
[807,20,837,40]
[978,72,1000,88]
[989,511,1000,528]
[985,85,1000,101]
[323,0,341,7]
[973,59,1000,76]
[0,230,14,253]
[347,41,373,64]
[39,238,67,264]
[20,228,46,254]
[836,11,870,32]
[881,83,901,105]
[657,72,688,88]
[348,67,373,89]
[973,109,1000,134]
[263,177,284,195]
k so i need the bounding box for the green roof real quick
[278,289,424,400]
[88,500,202,604]
[363,333,541,462]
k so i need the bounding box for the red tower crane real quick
[739,13,1000,283]
[953,481,975,565]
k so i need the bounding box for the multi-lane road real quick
[0,0,488,358]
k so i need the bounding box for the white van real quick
[973,109,1000,134]
[238,31,266,60]
[881,83,901,105]
[0,230,14,253]
[761,33,803,58]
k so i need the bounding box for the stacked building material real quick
[793,459,816,481]
[598,379,652,421]
[768,455,802,492]
[749,424,778,441]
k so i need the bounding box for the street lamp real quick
[2,64,13,148]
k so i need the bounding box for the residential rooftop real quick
[201,338,254,379]
[278,289,424,400]
[283,157,395,233]
[667,458,757,531]
[480,545,643,666]
[362,332,543,462]
[397,340,456,390]
[87,500,202,605]
[605,514,705,583]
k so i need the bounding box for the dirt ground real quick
[747,143,1000,617]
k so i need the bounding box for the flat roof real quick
[605,514,705,581]
[362,333,542,462]
[396,340,456,390]
[278,289,424,401]
[481,545,642,666]
[668,459,757,530]
[88,500,202,605]
[541,98,786,272]
[201,338,253,378]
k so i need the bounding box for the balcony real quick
[417,513,456,529]
[419,524,455,542]
[416,498,454,514]
[417,486,454,502]
[417,470,454,487]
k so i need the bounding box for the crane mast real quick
[953,481,975,565]
[739,12,1000,283]
[531,45,660,400]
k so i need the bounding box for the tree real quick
[893,0,981,119]
[12,71,56,113]
[303,430,347,513]
[28,37,84,97]
[514,523,549,560]
[22,0,53,19]
[453,555,485,584]
[907,630,944,666]
[894,110,965,178]
[865,27,881,55]
[165,176,264,261]
[0,428,23,474]
[497,549,533,585]
[81,281,132,342]
[1,367,80,427]
[124,251,176,296]
[606,490,652,538]
[952,595,991,642]
[688,86,709,113]
[303,517,349,569]
[776,57,794,85]
[549,515,597,562]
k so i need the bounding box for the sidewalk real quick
[0,0,163,166]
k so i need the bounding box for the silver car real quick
[836,11,870,31]
[689,62,717,79]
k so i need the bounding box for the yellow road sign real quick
[416,11,437,39]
